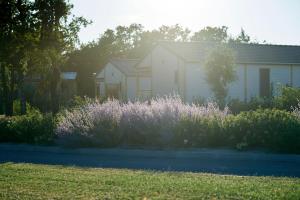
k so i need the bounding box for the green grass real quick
[0,163,300,199]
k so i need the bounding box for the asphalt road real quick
[1,144,300,177]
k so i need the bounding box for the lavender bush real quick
[56,96,229,147]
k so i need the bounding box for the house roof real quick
[61,72,77,80]
[159,41,300,64]
[109,58,139,76]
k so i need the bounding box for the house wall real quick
[99,81,105,96]
[292,65,300,87]
[185,63,212,102]
[97,63,126,100]
[246,64,292,100]
[127,77,137,101]
[151,45,180,97]
[138,77,152,99]
[185,63,299,103]
[106,44,300,103]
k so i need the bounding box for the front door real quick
[259,68,270,98]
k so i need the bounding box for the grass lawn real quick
[0,163,300,199]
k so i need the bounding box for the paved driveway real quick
[0,144,300,177]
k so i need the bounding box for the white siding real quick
[246,64,260,101]
[127,77,137,101]
[138,55,151,68]
[228,65,245,101]
[138,77,152,99]
[104,63,124,84]
[99,81,105,96]
[186,63,295,102]
[151,45,180,96]
[293,66,300,88]
[270,65,291,96]
[185,63,212,102]
[97,63,126,99]
[185,63,245,102]
[246,64,294,100]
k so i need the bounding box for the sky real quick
[71,0,300,45]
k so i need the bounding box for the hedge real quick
[0,111,55,144]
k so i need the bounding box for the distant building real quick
[95,58,140,101]
[96,42,300,102]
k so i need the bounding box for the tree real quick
[191,26,228,43]
[204,45,236,107]
[0,0,35,116]
[229,28,251,44]
[33,0,89,113]
[131,24,191,57]
[0,0,89,115]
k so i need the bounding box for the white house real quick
[95,58,139,101]
[97,42,300,102]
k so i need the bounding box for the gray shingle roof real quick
[109,58,139,76]
[159,41,300,64]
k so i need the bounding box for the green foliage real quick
[0,110,54,144]
[274,86,300,111]
[63,96,93,109]
[204,45,236,107]
[223,109,300,153]
[229,28,251,44]
[228,97,275,114]
[173,117,225,147]
[191,26,229,43]
[228,87,300,114]
[174,109,300,153]
[12,100,39,115]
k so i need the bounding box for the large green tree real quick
[32,0,89,113]
[0,0,36,115]
[0,0,89,115]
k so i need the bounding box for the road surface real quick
[0,144,300,177]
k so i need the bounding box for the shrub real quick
[227,97,275,114]
[56,99,122,147]
[223,109,300,153]
[12,100,40,115]
[0,110,55,144]
[173,116,225,147]
[274,86,300,111]
[56,96,229,147]
[55,96,300,153]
